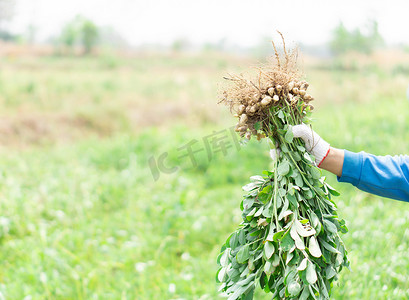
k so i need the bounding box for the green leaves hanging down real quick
[280,230,295,252]
[277,160,290,176]
[258,185,272,204]
[217,105,349,300]
[309,166,321,180]
[236,245,250,264]
[284,128,294,143]
[264,241,275,259]
[309,236,322,258]
[295,220,316,237]
[306,261,318,285]
[290,225,305,250]
[287,281,302,297]
[297,258,308,271]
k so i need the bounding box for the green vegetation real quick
[329,21,384,55]
[58,16,99,54]
[0,52,408,299]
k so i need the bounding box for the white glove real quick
[291,124,330,167]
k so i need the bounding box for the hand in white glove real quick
[291,124,330,167]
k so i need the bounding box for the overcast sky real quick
[8,0,409,47]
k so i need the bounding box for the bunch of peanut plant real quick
[216,37,350,300]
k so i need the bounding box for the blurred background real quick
[0,0,409,299]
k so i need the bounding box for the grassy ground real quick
[0,51,408,299]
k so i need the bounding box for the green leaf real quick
[264,241,275,259]
[303,152,313,163]
[297,258,308,271]
[243,286,255,300]
[247,256,255,272]
[299,287,310,300]
[309,236,322,258]
[238,230,246,244]
[237,273,256,286]
[292,151,301,162]
[236,245,250,264]
[249,219,257,228]
[297,145,306,152]
[261,185,272,193]
[326,182,340,196]
[310,211,320,228]
[254,206,264,217]
[259,272,267,289]
[220,248,230,267]
[217,266,228,282]
[304,189,314,199]
[294,174,304,187]
[323,219,338,234]
[277,161,290,176]
[290,225,305,250]
[278,198,289,220]
[277,110,285,121]
[326,265,337,279]
[287,281,302,297]
[287,194,298,208]
[246,207,256,221]
[281,143,289,153]
[228,268,241,282]
[266,223,276,241]
[254,122,261,130]
[264,261,274,275]
[278,188,287,197]
[308,285,318,300]
[286,251,294,265]
[250,175,264,182]
[285,129,294,143]
[262,206,272,218]
[280,230,294,251]
[306,262,317,284]
[310,167,321,180]
[229,233,238,249]
[273,230,285,242]
[258,192,269,204]
[242,182,257,192]
[249,229,261,237]
[271,253,280,267]
[227,285,248,300]
[321,239,341,254]
[295,220,316,237]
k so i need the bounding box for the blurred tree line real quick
[0,2,398,58]
[58,15,99,55]
[329,20,384,55]
[55,15,128,55]
[0,0,15,40]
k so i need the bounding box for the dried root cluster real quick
[220,39,314,140]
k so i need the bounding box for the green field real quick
[0,51,408,299]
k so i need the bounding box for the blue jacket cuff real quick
[337,150,363,185]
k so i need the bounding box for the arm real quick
[338,150,409,201]
[292,124,409,202]
[319,147,344,177]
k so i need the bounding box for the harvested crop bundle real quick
[216,35,350,300]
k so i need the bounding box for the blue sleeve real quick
[337,150,409,202]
